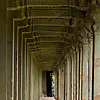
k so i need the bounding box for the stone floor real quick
[40,97,55,100]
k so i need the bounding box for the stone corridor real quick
[1,0,100,100]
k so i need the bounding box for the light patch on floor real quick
[40,97,55,100]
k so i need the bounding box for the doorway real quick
[42,71,55,97]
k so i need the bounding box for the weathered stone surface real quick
[40,97,55,100]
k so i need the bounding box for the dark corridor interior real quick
[46,71,53,97]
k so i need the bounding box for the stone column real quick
[60,62,64,100]
[6,11,14,100]
[90,6,100,100]
[54,70,57,99]
[28,45,31,100]
[57,67,60,100]
[0,0,7,99]
[64,58,67,100]
[76,48,79,100]
[73,51,77,100]
[79,44,83,100]
[94,26,100,100]
[58,66,61,100]
[82,39,89,100]
[30,52,33,100]
[70,50,77,100]
[66,51,73,100]
[88,35,93,100]
[26,43,31,100]
[38,69,42,99]
[71,53,74,100]
[69,56,72,100]
[66,57,70,100]
[42,71,47,96]
[58,62,64,100]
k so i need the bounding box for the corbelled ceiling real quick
[7,0,100,69]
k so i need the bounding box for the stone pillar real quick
[88,35,93,100]
[94,27,100,100]
[66,57,71,100]
[6,11,14,100]
[69,56,72,100]
[79,44,83,100]
[90,6,100,100]
[64,58,67,100]
[76,48,79,100]
[30,52,33,100]
[58,62,64,100]
[71,54,74,100]
[58,66,61,100]
[42,71,47,96]
[71,50,77,100]
[28,45,31,100]
[57,68,60,100]
[82,39,89,100]
[0,0,7,99]
[26,43,31,100]
[73,51,77,100]
[38,69,42,99]
[54,70,57,99]
[60,62,64,100]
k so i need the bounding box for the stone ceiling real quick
[7,0,100,70]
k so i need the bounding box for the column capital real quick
[82,38,89,45]
[78,43,83,47]
[88,32,93,38]
[69,47,75,57]
[87,33,93,43]
[75,47,79,53]
[94,23,100,34]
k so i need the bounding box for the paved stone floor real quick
[40,97,55,100]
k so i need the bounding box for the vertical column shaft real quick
[82,40,89,100]
[0,0,7,99]
[88,37,93,100]
[94,30,100,100]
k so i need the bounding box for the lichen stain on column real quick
[94,57,100,100]
[94,94,100,100]
[94,58,100,68]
